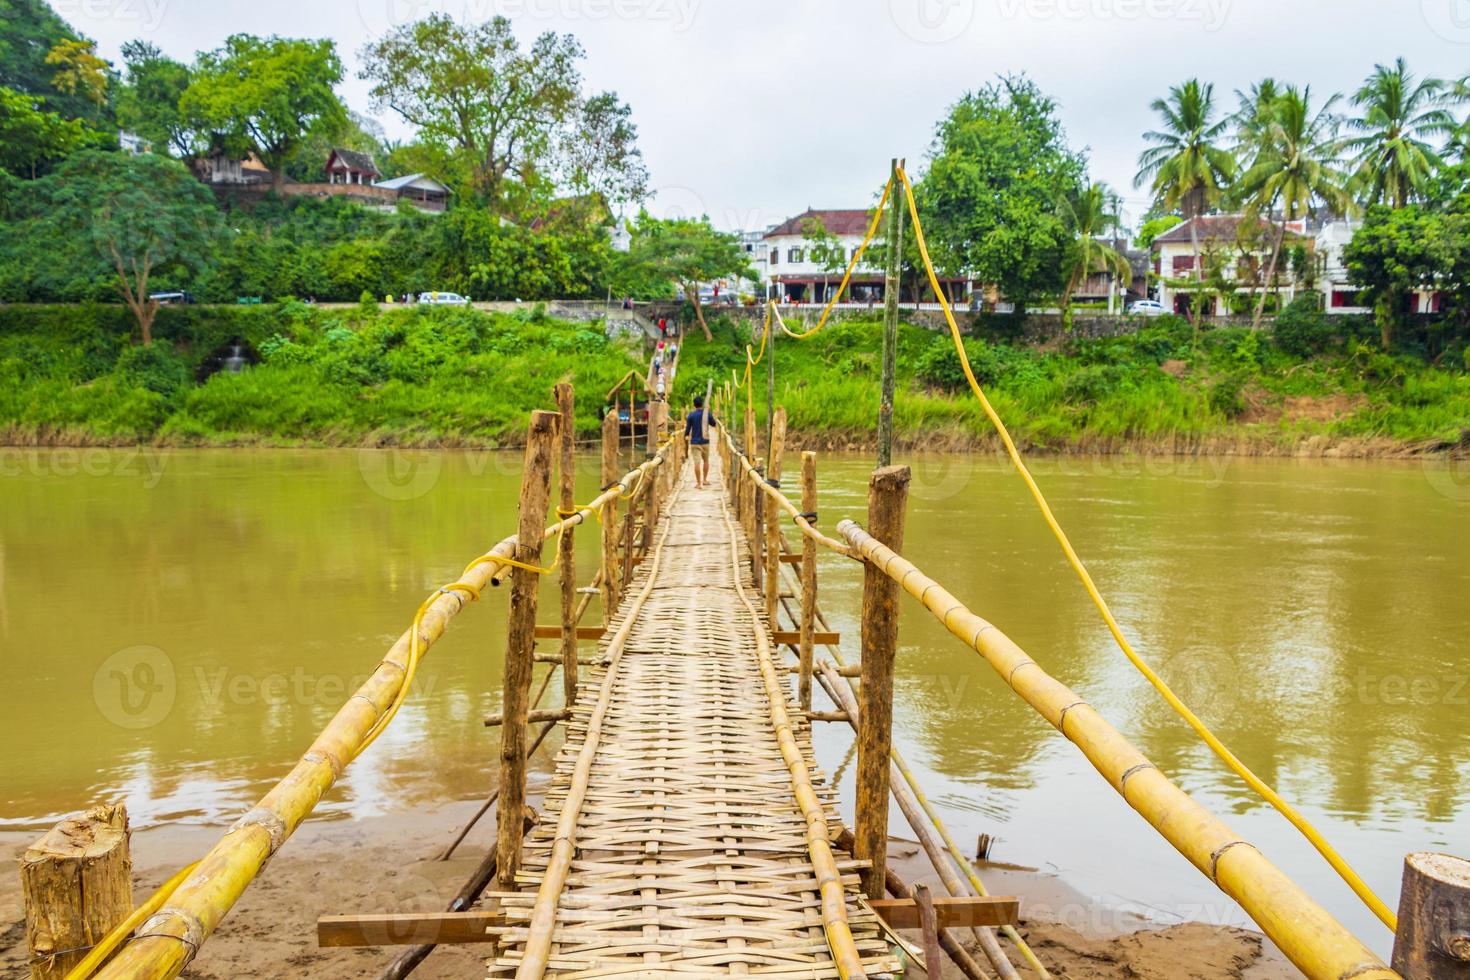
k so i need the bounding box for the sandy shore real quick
[1,801,1299,979]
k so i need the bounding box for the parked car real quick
[1127,299,1167,316]
[150,291,194,305]
[417,291,470,306]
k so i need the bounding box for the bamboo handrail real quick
[90,443,678,980]
[834,518,1395,980]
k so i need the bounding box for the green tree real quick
[1342,58,1454,208]
[916,75,1086,316]
[360,14,583,209]
[627,212,750,340]
[41,151,219,343]
[182,34,346,191]
[801,215,848,302]
[1343,203,1464,350]
[1135,214,1183,250]
[557,91,648,209]
[1234,85,1353,329]
[1058,182,1131,328]
[0,85,94,177]
[115,41,196,158]
[0,0,107,121]
[44,37,108,107]
[1135,79,1236,328]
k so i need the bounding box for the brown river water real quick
[2,446,1467,958]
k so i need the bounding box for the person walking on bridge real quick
[684,395,715,489]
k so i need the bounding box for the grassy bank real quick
[2,301,1467,453]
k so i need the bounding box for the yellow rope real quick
[894,165,1396,932]
[63,862,200,980]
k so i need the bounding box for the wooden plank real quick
[868,896,1019,930]
[317,909,504,947]
[774,630,839,646]
[533,625,606,640]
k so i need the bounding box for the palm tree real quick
[1235,85,1354,329]
[1058,182,1131,329]
[1229,78,1282,160]
[1135,79,1237,326]
[1342,58,1455,207]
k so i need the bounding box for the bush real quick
[1061,363,1125,404]
[1208,371,1248,418]
[914,336,1034,392]
[115,343,189,396]
[1273,296,1335,357]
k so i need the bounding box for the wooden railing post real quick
[22,804,132,980]
[600,410,621,618]
[645,402,666,535]
[854,464,911,899]
[1392,852,1470,977]
[798,451,818,712]
[750,461,764,591]
[555,383,578,707]
[763,408,787,625]
[497,409,560,891]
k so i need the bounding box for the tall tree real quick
[1342,58,1454,208]
[182,34,346,191]
[1058,182,1131,327]
[44,37,108,107]
[1234,85,1352,328]
[41,151,218,343]
[627,212,750,341]
[557,91,649,209]
[916,75,1086,316]
[0,0,106,121]
[360,15,584,209]
[0,85,94,177]
[1136,79,1236,326]
[115,41,196,158]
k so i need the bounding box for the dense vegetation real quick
[6,302,1462,453]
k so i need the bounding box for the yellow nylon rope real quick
[894,164,1395,931]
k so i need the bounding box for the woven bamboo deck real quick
[487,453,898,978]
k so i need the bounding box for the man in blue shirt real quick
[684,396,715,489]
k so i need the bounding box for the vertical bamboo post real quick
[645,402,666,534]
[914,883,945,979]
[750,462,764,590]
[798,451,818,711]
[496,409,559,891]
[877,157,905,469]
[854,464,911,899]
[554,383,578,707]
[744,399,756,465]
[600,410,621,619]
[1392,852,1470,977]
[763,407,787,625]
[22,804,132,980]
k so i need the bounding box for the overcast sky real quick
[54,0,1470,231]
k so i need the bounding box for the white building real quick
[373,173,451,212]
[1152,214,1311,316]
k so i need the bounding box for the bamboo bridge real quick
[29,161,1470,980]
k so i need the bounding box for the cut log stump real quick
[21,803,133,980]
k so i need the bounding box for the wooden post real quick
[877,157,905,469]
[645,401,666,533]
[854,464,911,899]
[744,399,756,465]
[497,410,559,891]
[763,407,787,625]
[22,803,132,980]
[914,883,945,979]
[798,451,818,712]
[555,383,578,707]
[600,410,621,618]
[750,462,764,591]
[1393,852,1470,978]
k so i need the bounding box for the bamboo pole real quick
[798,451,818,712]
[914,884,944,979]
[877,157,904,469]
[835,519,1396,980]
[496,410,560,891]
[854,465,911,900]
[600,411,621,617]
[763,407,787,625]
[555,384,578,707]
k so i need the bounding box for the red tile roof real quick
[765,209,876,238]
[1152,214,1308,247]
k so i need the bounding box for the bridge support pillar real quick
[854,464,911,900]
